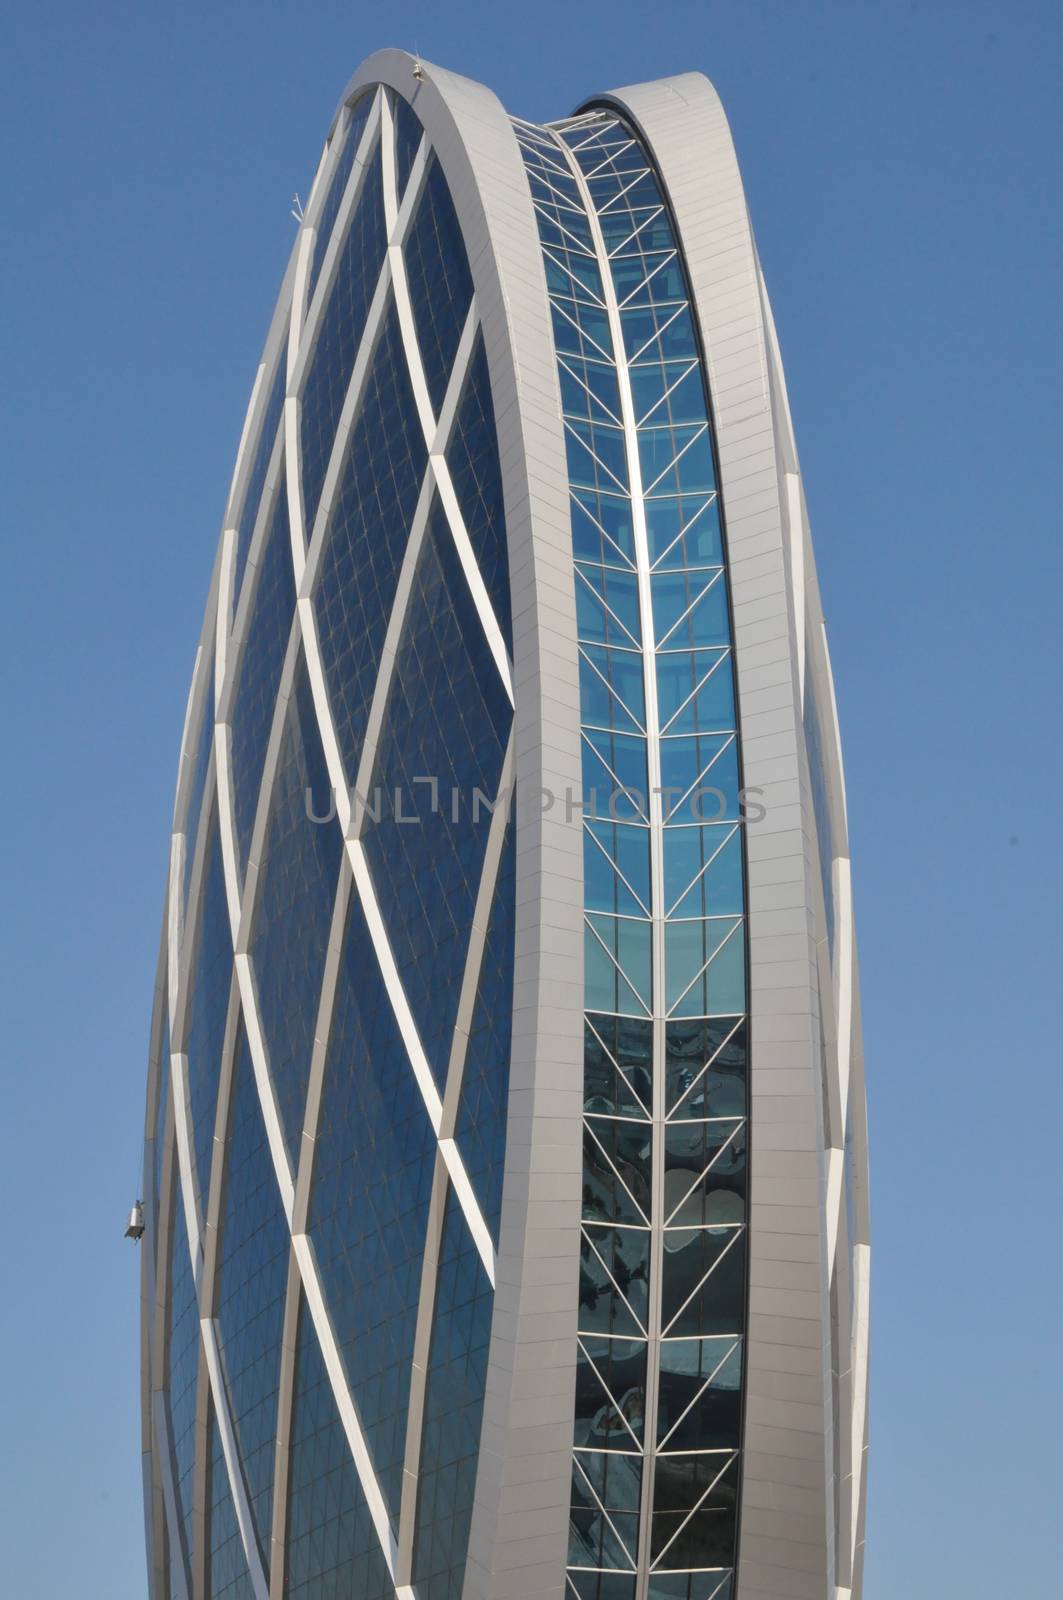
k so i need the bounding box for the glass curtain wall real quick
[514,111,750,1600]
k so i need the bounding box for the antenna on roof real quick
[291,192,304,223]
[412,44,424,81]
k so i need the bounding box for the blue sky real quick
[2,2,1060,1594]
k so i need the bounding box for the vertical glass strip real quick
[515,108,749,1600]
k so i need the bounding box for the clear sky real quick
[2,2,1060,1594]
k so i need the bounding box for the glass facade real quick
[146,79,514,1600]
[514,111,749,1600]
[143,54,867,1600]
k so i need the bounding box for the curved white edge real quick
[594,72,868,1599]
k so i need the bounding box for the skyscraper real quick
[139,48,869,1600]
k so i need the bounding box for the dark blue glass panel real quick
[454,812,515,1246]
[656,1338,741,1451]
[309,888,436,1523]
[393,94,422,201]
[574,1336,647,1451]
[445,333,512,652]
[308,93,375,307]
[250,659,343,1168]
[660,1230,745,1337]
[313,300,426,784]
[301,142,387,533]
[214,1026,289,1564]
[403,154,473,414]
[363,504,512,1092]
[411,1189,494,1600]
[572,490,635,566]
[650,1455,738,1569]
[284,1299,394,1599]
[234,359,286,608]
[664,1020,747,1122]
[230,474,296,879]
[168,1192,198,1577]
[206,1402,254,1600]
[186,810,232,1211]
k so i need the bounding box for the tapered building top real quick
[139,49,869,1600]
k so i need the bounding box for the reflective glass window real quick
[392,93,422,201]
[308,889,436,1522]
[206,1400,254,1600]
[308,93,375,306]
[186,808,233,1211]
[230,473,296,877]
[362,503,511,1091]
[234,358,286,607]
[411,1189,493,1599]
[454,814,515,1246]
[213,1027,290,1560]
[445,333,512,651]
[312,299,426,783]
[403,154,474,414]
[284,1297,394,1598]
[301,138,387,532]
[250,660,343,1166]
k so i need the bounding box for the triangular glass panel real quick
[661,1227,745,1337]
[664,1121,746,1227]
[621,303,696,364]
[656,652,734,735]
[652,569,727,650]
[581,729,649,822]
[671,926,745,1019]
[641,426,715,498]
[572,489,636,566]
[583,1114,650,1226]
[665,1019,747,1121]
[566,419,629,494]
[663,825,737,914]
[629,361,703,427]
[587,913,652,1012]
[585,819,651,917]
[585,925,650,1016]
[656,1338,742,1452]
[580,645,646,734]
[659,735,737,825]
[649,1454,738,1571]
[610,251,675,303]
[665,919,742,1015]
[574,1337,647,1450]
[559,359,623,428]
[585,1013,653,1118]
[579,1224,650,1337]
[543,248,605,303]
[606,207,672,256]
[576,564,642,648]
[647,495,722,570]
[670,830,744,920]
[620,257,686,309]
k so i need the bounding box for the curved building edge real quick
[138,49,868,1600]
